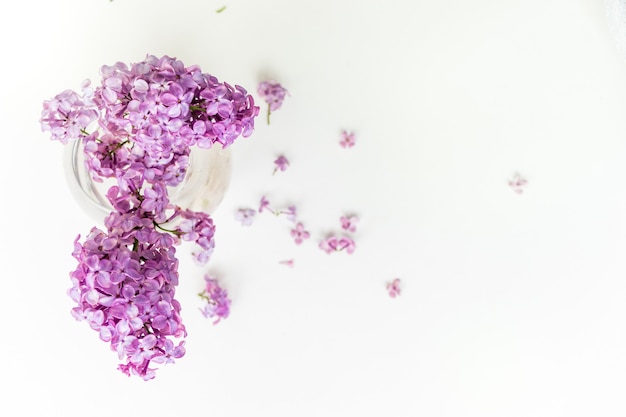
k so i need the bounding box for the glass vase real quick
[65,140,232,222]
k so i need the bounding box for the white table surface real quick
[2,0,626,416]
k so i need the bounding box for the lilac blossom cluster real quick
[41,55,259,380]
[42,55,258,189]
[257,80,287,124]
[199,273,231,324]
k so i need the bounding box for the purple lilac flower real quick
[280,205,297,222]
[340,215,358,233]
[257,80,287,124]
[42,54,260,188]
[174,209,216,264]
[386,278,401,298]
[319,236,356,254]
[199,274,231,324]
[40,88,98,144]
[68,185,218,381]
[273,155,289,174]
[279,259,294,268]
[339,130,356,148]
[235,208,256,226]
[141,183,170,222]
[508,172,528,194]
[69,212,186,381]
[290,222,310,245]
[259,195,273,214]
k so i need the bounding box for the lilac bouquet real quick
[257,80,287,124]
[40,55,259,380]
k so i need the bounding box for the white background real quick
[2,0,626,416]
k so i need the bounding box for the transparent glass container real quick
[65,140,232,222]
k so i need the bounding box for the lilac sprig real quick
[95,55,258,150]
[257,80,287,125]
[68,184,220,380]
[199,274,231,324]
[174,209,216,263]
[273,155,289,174]
[69,209,186,381]
[40,81,98,144]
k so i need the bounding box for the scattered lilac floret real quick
[279,259,295,268]
[339,130,356,148]
[273,155,289,174]
[235,208,256,226]
[291,222,310,245]
[257,80,288,124]
[386,278,401,298]
[319,236,356,254]
[508,172,528,194]
[340,215,359,233]
[199,274,231,325]
[280,205,297,222]
[259,195,273,214]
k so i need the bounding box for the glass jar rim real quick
[64,140,232,223]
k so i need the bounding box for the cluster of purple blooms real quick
[257,80,287,124]
[199,273,232,324]
[41,55,259,380]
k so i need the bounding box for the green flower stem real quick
[153,221,181,236]
[105,140,130,157]
[198,291,216,304]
